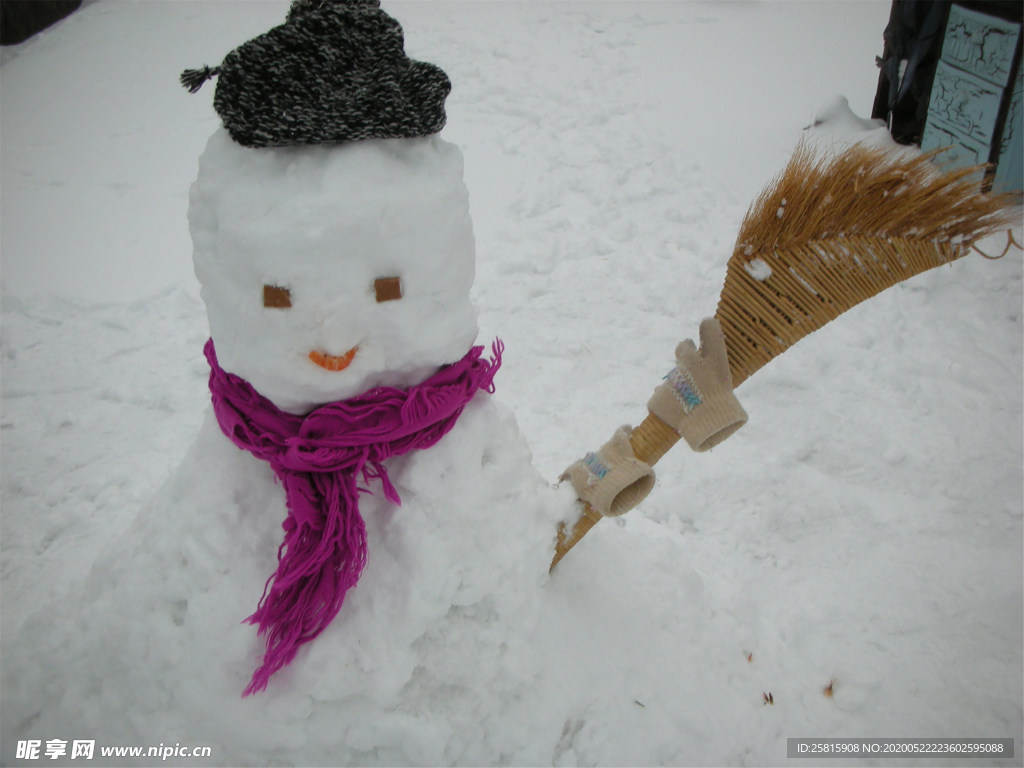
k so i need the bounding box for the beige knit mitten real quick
[648,317,748,452]
[562,426,656,517]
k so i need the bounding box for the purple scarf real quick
[204,338,502,695]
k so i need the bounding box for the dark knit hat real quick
[180,0,450,147]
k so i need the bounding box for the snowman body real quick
[181,125,567,697]
[136,381,560,763]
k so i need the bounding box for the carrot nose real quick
[309,346,358,371]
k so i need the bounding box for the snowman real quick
[5,1,746,760]
[176,0,567,703]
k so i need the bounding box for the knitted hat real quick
[180,0,451,147]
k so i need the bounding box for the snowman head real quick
[190,130,478,414]
[184,0,478,414]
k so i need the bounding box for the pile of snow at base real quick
[191,129,479,414]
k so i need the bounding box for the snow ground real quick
[2,2,1022,766]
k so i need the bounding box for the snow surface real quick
[2,2,1023,766]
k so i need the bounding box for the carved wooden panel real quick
[926,60,1004,146]
[939,4,1018,88]
[920,3,1021,188]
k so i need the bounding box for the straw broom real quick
[551,139,1019,570]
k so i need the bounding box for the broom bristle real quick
[717,139,1018,387]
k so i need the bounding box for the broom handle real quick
[550,308,753,571]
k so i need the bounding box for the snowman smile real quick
[309,346,358,371]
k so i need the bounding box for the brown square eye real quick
[263,285,291,308]
[374,277,402,303]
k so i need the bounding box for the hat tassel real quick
[180,66,221,94]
